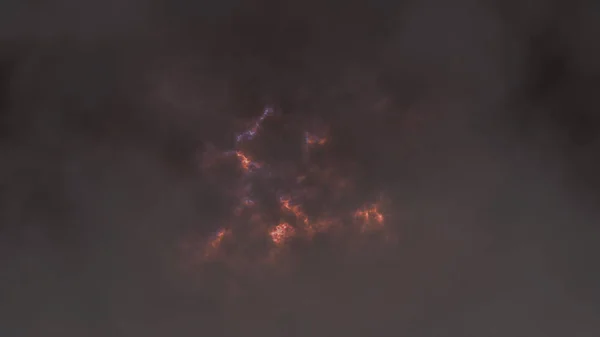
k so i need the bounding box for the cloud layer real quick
[1,1,599,336]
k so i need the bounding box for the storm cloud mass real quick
[1,0,600,336]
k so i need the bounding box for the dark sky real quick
[1,1,600,336]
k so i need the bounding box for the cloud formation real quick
[1,1,599,336]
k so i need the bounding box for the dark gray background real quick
[1,0,599,336]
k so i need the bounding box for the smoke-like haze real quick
[1,0,599,336]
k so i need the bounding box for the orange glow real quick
[279,196,310,226]
[305,133,328,146]
[269,222,296,246]
[235,151,261,172]
[180,108,395,273]
[212,228,227,246]
[200,228,230,260]
[354,204,385,232]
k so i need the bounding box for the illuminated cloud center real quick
[187,106,391,268]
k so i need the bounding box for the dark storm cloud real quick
[1,1,600,336]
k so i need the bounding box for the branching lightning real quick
[182,106,393,270]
